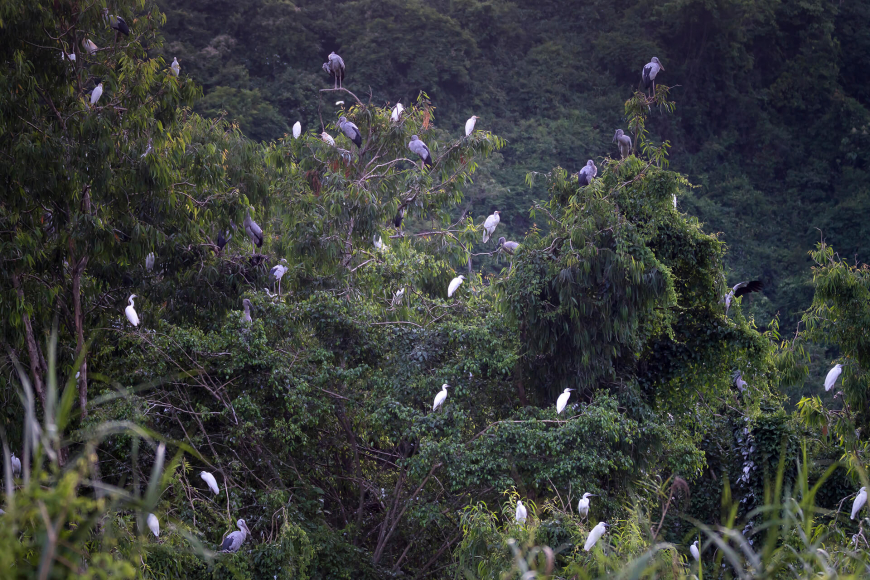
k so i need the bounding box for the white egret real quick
[335,100,345,105]
[90,82,103,107]
[642,57,665,96]
[577,492,595,519]
[11,453,21,477]
[270,260,288,296]
[482,211,500,243]
[433,384,449,412]
[321,131,335,146]
[690,540,700,561]
[825,364,843,392]
[145,252,155,272]
[292,121,302,139]
[82,38,98,55]
[515,500,527,524]
[200,471,220,495]
[465,115,480,136]
[338,116,362,148]
[221,519,251,552]
[584,521,609,551]
[125,295,139,327]
[391,102,404,121]
[374,235,384,250]
[170,57,180,77]
[613,129,632,159]
[408,135,433,168]
[61,51,76,62]
[147,513,160,537]
[556,388,573,414]
[447,275,465,298]
[673,194,678,209]
[852,487,867,520]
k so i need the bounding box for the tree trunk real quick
[340,217,355,268]
[71,255,89,417]
[11,272,46,407]
[336,402,366,544]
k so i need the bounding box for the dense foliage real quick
[1,0,869,578]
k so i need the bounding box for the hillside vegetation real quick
[1,0,870,578]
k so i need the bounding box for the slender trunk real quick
[514,322,529,406]
[340,217,355,268]
[336,403,366,544]
[11,273,46,407]
[71,256,88,417]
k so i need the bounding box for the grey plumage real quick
[11,453,21,477]
[613,130,632,159]
[577,159,597,186]
[242,299,252,324]
[732,371,748,393]
[498,237,520,255]
[244,209,264,252]
[338,116,362,148]
[145,252,155,272]
[109,14,130,36]
[642,57,664,95]
[408,135,433,168]
[322,52,345,88]
[220,519,251,553]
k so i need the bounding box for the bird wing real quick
[221,531,240,551]
[852,492,866,519]
[484,215,498,231]
[448,278,462,297]
[584,526,602,551]
[824,366,841,391]
[433,390,446,410]
[733,280,763,297]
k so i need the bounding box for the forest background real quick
[2,0,870,578]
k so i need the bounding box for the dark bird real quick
[577,160,597,186]
[109,14,130,36]
[394,206,406,229]
[642,57,664,96]
[725,280,763,313]
[216,230,231,253]
[408,135,433,168]
[338,116,362,148]
[244,209,264,253]
[322,52,345,89]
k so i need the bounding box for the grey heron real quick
[690,540,700,561]
[515,500,527,524]
[642,57,665,96]
[556,388,573,414]
[447,275,464,298]
[732,370,748,392]
[244,209,264,253]
[200,471,220,494]
[584,522,609,551]
[577,493,595,519]
[338,116,362,148]
[433,384,449,412]
[221,519,251,553]
[498,237,520,255]
[321,132,335,147]
[270,260,288,296]
[125,295,139,327]
[577,160,597,186]
[482,211,500,243]
[408,135,433,168]
[108,14,130,36]
[147,513,160,537]
[852,487,867,520]
[825,364,843,392]
[170,57,180,77]
[322,52,345,89]
[292,121,301,139]
[391,103,404,122]
[242,299,252,324]
[10,453,21,478]
[90,83,103,107]
[465,116,480,136]
[613,130,631,159]
[145,252,155,272]
[724,280,763,313]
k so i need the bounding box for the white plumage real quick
[577,492,595,518]
[584,521,608,551]
[170,57,180,77]
[90,82,103,107]
[147,513,160,537]
[515,500,527,524]
[432,384,449,412]
[852,487,867,520]
[125,294,139,327]
[825,364,843,392]
[374,235,384,250]
[642,57,665,95]
[465,116,480,136]
[10,453,21,477]
[293,121,302,139]
[391,103,404,122]
[482,211,500,243]
[200,471,220,495]
[447,275,465,298]
[690,540,700,561]
[321,132,335,146]
[556,388,572,414]
[82,38,98,55]
[391,288,405,308]
[270,261,288,296]
[577,160,597,186]
[145,252,155,272]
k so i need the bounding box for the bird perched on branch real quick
[433,384,449,412]
[270,260,288,296]
[825,364,843,392]
[556,388,573,414]
[241,299,252,324]
[321,132,335,147]
[408,135,433,168]
[391,103,404,122]
[108,13,130,36]
[10,453,21,478]
[577,160,597,186]
[322,52,345,89]
[642,56,665,96]
[498,237,519,255]
[221,519,251,553]
[145,252,155,272]
[724,280,763,313]
[852,487,867,520]
[515,500,527,524]
[732,370,748,393]
[448,275,464,298]
[394,206,406,229]
[584,522,609,551]
[89,82,103,107]
[82,38,98,55]
[200,471,220,494]
[339,116,362,148]
[465,116,480,136]
[577,492,596,520]
[244,209,264,253]
[292,121,302,139]
[482,211,500,243]
[146,514,160,538]
[125,295,139,327]
[690,540,700,561]
[170,57,180,77]
[613,129,632,159]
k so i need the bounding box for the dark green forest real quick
[2,0,870,578]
